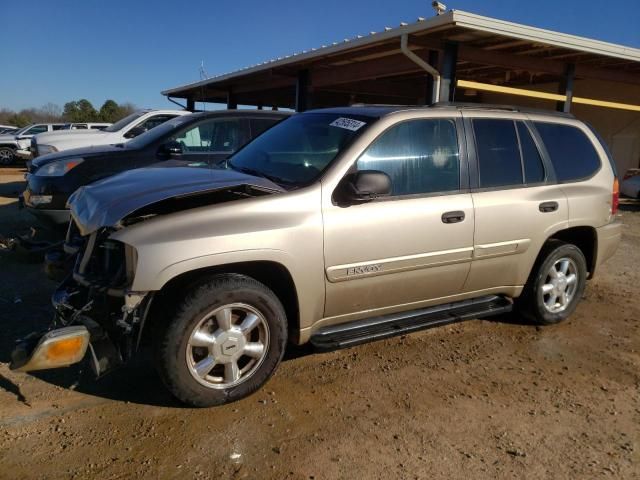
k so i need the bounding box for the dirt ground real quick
[0,165,638,479]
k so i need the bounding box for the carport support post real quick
[557,63,575,113]
[186,98,195,112]
[296,69,311,112]
[439,42,458,103]
[425,50,439,105]
[227,90,238,110]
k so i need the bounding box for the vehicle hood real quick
[31,144,129,169]
[36,130,112,146]
[0,133,17,142]
[68,166,285,235]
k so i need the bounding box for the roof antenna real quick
[431,1,447,15]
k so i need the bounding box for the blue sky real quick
[1,0,639,111]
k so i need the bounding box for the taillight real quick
[612,178,620,215]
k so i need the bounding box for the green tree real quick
[98,100,119,122]
[76,99,98,122]
[63,99,98,122]
[62,101,80,121]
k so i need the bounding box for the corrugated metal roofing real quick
[162,9,640,96]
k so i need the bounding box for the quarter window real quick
[534,122,601,182]
[356,119,460,196]
[517,122,545,183]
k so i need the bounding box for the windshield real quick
[125,115,195,149]
[228,113,373,187]
[12,125,31,135]
[103,111,146,132]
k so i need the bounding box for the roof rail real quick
[430,101,575,118]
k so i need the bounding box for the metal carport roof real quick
[161,10,640,110]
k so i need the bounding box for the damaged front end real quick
[11,221,152,377]
[11,166,285,377]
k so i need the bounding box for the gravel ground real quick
[0,166,638,479]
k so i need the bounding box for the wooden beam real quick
[458,45,640,85]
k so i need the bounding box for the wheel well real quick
[144,261,300,344]
[548,226,597,278]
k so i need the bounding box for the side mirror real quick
[123,126,147,139]
[158,141,183,158]
[336,170,391,205]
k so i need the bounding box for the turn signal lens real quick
[612,178,620,215]
[45,337,84,362]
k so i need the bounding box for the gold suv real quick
[11,104,622,407]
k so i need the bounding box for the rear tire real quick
[517,241,587,325]
[0,146,15,165]
[154,274,287,407]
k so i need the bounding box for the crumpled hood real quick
[68,166,285,235]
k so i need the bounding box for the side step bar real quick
[310,295,512,351]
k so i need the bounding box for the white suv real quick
[0,123,66,164]
[30,110,189,158]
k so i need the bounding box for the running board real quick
[310,295,512,351]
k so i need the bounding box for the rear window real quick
[534,122,601,182]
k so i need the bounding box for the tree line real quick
[0,99,137,127]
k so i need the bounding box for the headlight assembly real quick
[35,158,84,177]
[38,144,58,155]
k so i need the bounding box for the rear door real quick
[462,112,569,291]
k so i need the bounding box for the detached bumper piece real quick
[10,326,90,372]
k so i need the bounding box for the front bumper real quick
[25,206,70,225]
[23,176,72,225]
[15,148,33,161]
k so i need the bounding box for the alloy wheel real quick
[541,257,579,313]
[185,303,270,389]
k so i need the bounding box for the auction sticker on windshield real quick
[330,117,367,131]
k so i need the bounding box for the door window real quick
[356,118,460,196]
[250,118,280,138]
[168,119,241,154]
[473,119,522,188]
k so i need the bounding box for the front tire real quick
[517,241,587,325]
[154,274,287,407]
[0,146,15,165]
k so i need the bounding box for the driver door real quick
[322,115,475,322]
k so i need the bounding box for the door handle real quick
[441,210,465,224]
[539,201,559,213]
